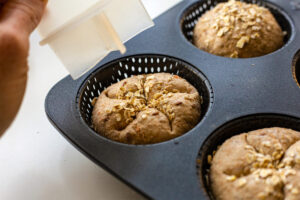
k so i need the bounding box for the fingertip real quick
[1,0,47,35]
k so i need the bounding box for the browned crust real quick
[92,73,202,144]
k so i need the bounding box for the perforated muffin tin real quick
[45,0,300,199]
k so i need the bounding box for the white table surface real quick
[0,0,182,199]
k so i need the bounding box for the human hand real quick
[0,0,46,136]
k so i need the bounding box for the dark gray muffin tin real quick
[45,0,300,199]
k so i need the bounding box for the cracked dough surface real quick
[92,73,201,144]
[193,0,284,58]
[210,127,300,200]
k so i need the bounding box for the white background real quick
[0,0,182,199]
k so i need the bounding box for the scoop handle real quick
[97,12,126,54]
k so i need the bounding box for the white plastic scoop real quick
[38,0,154,79]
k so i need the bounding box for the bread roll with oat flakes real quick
[210,127,300,200]
[92,73,202,144]
[193,0,284,58]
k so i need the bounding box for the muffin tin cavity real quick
[293,50,300,87]
[197,114,300,199]
[180,0,293,55]
[77,55,213,135]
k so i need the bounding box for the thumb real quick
[1,0,47,35]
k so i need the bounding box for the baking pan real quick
[45,0,300,199]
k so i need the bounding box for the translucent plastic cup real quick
[38,0,154,79]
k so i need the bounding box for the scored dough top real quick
[92,73,202,144]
